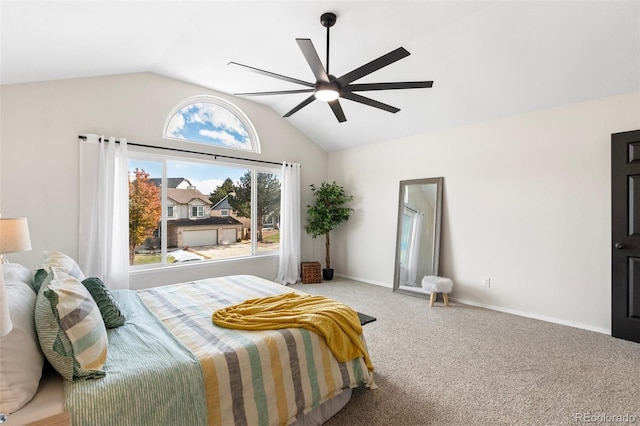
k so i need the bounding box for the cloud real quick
[199,129,251,150]
[166,112,186,138]
[190,103,249,136]
[188,178,225,195]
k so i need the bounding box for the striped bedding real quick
[64,275,373,426]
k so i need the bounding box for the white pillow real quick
[2,263,32,287]
[41,251,86,281]
[0,280,44,413]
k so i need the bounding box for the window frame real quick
[128,147,280,272]
[190,205,205,219]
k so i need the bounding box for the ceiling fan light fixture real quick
[314,88,340,102]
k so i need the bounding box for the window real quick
[190,205,205,218]
[128,154,281,267]
[164,96,260,153]
[399,209,414,266]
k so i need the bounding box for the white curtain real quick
[407,211,424,286]
[275,162,301,284]
[78,135,130,289]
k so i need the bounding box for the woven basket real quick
[301,262,321,284]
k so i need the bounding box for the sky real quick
[129,159,248,195]
[165,101,252,151]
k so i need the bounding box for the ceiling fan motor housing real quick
[320,12,337,28]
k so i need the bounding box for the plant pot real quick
[322,268,334,281]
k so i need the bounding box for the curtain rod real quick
[78,135,293,167]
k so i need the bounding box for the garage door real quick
[183,229,217,247]
[221,229,237,245]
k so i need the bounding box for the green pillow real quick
[35,270,108,381]
[32,268,48,293]
[81,277,126,328]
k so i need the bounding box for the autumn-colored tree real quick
[129,169,161,264]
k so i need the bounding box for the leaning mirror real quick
[393,177,443,299]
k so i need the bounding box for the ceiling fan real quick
[229,12,433,123]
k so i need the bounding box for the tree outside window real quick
[129,168,161,265]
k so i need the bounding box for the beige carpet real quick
[291,278,640,426]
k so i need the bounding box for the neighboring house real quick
[167,216,242,248]
[166,188,212,220]
[149,177,194,190]
[211,195,250,239]
[210,195,234,218]
[210,195,278,238]
[147,179,243,248]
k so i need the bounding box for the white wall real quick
[0,72,328,288]
[328,91,640,333]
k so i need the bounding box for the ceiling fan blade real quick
[228,62,314,88]
[235,89,314,96]
[328,99,347,123]
[345,81,433,92]
[296,38,329,83]
[340,92,400,114]
[283,94,316,118]
[336,47,411,86]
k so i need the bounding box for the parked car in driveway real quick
[169,249,205,263]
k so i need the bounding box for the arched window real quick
[164,96,260,153]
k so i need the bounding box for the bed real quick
[1,255,374,426]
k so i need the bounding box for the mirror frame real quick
[392,177,443,299]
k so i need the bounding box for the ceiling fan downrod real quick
[320,12,337,76]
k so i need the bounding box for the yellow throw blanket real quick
[212,292,373,371]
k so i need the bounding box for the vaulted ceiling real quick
[1,1,638,151]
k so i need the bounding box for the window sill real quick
[129,251,278,276]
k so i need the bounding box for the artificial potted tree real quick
[305,181,354,280]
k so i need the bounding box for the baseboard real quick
[450,296,611,335]
[334,273,390,288]
[333,274,610,335]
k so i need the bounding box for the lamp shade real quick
[0,217,32,254]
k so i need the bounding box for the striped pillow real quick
[34,269,108,381]
[41,251,86,281]
[81,277,126,328]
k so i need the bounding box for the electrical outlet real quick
[482,277,491,288]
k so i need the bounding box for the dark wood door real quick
[612,130,640,343]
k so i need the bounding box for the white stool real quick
[421,276,454,307]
